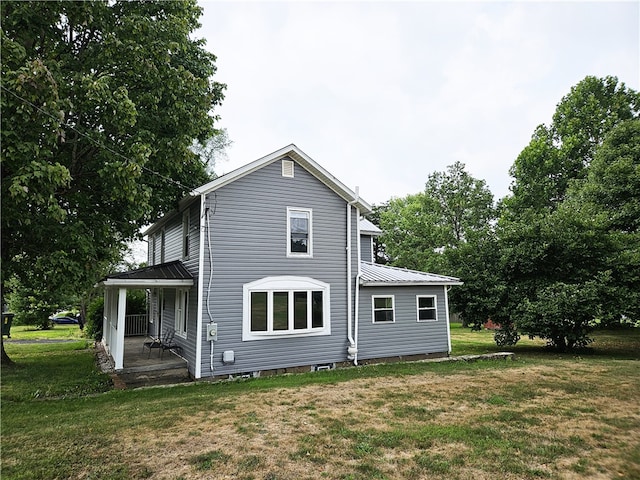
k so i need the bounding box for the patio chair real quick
[159,329,183,358]
[142,327,176,358]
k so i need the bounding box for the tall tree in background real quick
[499,76,639,350]
[379,162,495,274]
[578,119,640,323]
[506,75,640,215]
[378,162,496,322]
[1,1,225,361]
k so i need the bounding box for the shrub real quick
[85,296,104,341]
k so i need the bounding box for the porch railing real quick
[125,314,148,337]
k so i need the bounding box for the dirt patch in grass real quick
[107,361,639,480]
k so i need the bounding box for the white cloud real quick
[198,1,639,205]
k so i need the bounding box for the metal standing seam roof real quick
[359,261,462,286]
[360,218,382,236]
[98,260,194,287]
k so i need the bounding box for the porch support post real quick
[115,287,127,370]
[102,288,110,347]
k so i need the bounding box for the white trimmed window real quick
[243,276,330,341]
[417,295,438,322]
[372,296,395,323]
[175,288,189,337]
[287,207,312,257]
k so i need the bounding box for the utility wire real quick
[1,84,196,192]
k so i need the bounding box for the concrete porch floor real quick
[98,336,191,389]
[122,336,188,373]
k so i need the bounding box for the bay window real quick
[243,277,330,340]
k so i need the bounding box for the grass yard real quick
[1,324,639,480]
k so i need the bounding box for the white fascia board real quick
[360,281,464,287]
[99,279,194,288]
[193,144,373,214]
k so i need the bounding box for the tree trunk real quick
[1,337,14,366]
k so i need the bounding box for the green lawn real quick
[1,324,639,480]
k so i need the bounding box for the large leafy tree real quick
[506,75,640,215]
[378,162,496,323]
[498,77,639,350]
[379,161,495,273]
[578,119,640,322]
[1,1,225,360]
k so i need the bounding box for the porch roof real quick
[97,260,194,288]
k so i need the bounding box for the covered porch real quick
[97,261,194,371]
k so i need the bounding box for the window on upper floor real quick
[417,295,438,322]
[287,207,312,257]
[160,228,165,264]
[372,295,395,323]
[150,235,156,265]
[243,276,330,340]
[182,210,190,260]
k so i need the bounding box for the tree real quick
[377,163,497,328]
[578,119,640,322]
[191,129,233,177]
[378,192,448,273]
[366,202,391,264]
[1,1,225,361]
[506,76,640,215]
[424,161,495,245]
[498,76,639,350]
[379,162,495,273]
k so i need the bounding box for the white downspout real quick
[194,193,206,379]
[445,286,452,355]
[354,195,361,365]
[346,202,357,360]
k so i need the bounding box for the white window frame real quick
[182,209,190,260]
[417,295,438,322]
[243,276,330,341]
[175,288,189,338]
[287,207,313,258]
[372,295,395,323]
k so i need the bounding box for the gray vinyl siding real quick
[357,285,449,359]
[360,235,374,262]
[198,157,358,377]
[147,204,202,371]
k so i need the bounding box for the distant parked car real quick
[49,314,79,325]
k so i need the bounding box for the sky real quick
[195,0,639,206]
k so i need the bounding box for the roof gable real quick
[193,144,372,214]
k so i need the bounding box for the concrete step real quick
[116,366,191,389]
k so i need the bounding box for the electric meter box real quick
[206,323,218,341]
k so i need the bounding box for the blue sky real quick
[195,1,639,205]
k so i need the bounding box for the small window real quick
[160,228,166,264]
[373,296,395,323]
[287,207,312,257]
[182,210,190,260]
[417,295,437,322]
[282,159,294,177]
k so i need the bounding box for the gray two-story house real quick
[100,145,461,379]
